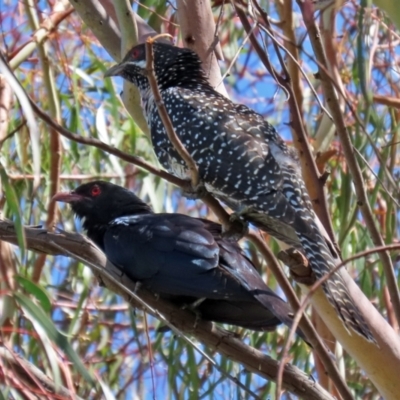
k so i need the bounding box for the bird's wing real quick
[105,213,255,299]
[167,88,316,244]
[106,213,299,333]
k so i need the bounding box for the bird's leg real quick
[221,208,252,241]
[230,205,258,221]
[190,297,206,309]
[191,311,202,329]
[134,281,142,293]
[182,181,208,200]
[181,297,206,328]
[181,297,206,310]
[156,325,171,333]
[97,277,106,287]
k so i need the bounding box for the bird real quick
[53,180,303,336]
[104,42,375,342]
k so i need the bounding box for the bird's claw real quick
[181,297,206,311]
[231,206,258,220]
[181,298,206,328]
[182,182,208,200]
[97,277,106,287]
[221,212,250,241]
[156,324,171,333]
[134,281,142,293]
[192,312,201,329]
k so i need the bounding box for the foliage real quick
[0,0,399,399]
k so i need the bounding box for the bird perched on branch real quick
[53,180,302,336]
[104,42,374,342]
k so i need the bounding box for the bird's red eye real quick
[91,185,101,197]
[131,47,141,59]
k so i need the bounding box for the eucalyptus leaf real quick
[14,292,94,385]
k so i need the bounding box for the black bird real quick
[104,42,374,342]
[53,180,300,334]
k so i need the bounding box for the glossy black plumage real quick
[54,181,299,334]
[105,42,375,343]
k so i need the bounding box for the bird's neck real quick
[82,204,154,249]
[83,221,108,251]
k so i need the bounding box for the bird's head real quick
[104,42,208,91]
[53,181,153,230]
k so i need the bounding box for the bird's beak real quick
[104,63,125,78]
[52,192,84,204]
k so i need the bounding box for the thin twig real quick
[145,38,200,188]
[9,8,74,70]
[353,147,400,208]
[257,23,332,120]
[332,243,400,269]
[216,23,257,87]
[0,120,26,149]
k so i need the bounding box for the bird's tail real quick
[299,230,376,343]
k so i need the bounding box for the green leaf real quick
[97,376,117,400]
[15,275,52,313]
[67,285,89,336]
[14,292,94,385]
[0,163,25,260]
[16,293,62,391]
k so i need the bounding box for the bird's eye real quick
[131,48,141,59]
[91,185,101,197]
